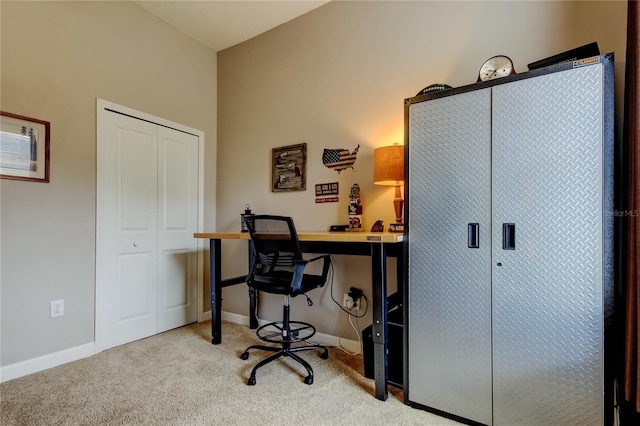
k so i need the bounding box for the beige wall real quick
[217,1,627,338]
[0,1,217,367]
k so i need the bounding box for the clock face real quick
[479,55,514,81]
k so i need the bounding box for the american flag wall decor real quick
[322,144,360,173]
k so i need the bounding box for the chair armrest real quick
[309,254,331,280]
[296,255,331,276]
[291,254,331,293]
[304,254,331,265]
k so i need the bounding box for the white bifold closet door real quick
[100,110,198,351]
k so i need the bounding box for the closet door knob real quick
[133,242,139,247]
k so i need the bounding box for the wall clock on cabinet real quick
[477,55,516,82]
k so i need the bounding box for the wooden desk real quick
[194,231,403,401]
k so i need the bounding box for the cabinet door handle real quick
[468,223,480,248]
[502,223,516,250]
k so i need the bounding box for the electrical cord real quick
[328,260,369,319]
[326,258,365,355]
[336,308,363,355]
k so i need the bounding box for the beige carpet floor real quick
[1,320,462,425]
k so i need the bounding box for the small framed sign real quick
[315,182,339,203]
[0,111,50,182]
[315,182,339,196]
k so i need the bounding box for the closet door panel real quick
[101,112,159,350]
[491,65,604,426]
[407,89,493,425]
[157,127,199,332]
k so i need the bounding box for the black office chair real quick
[240,215,331,385]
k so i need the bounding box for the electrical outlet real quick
[342,293,361,310]
[343,293,352,309]
[51,300,64,318]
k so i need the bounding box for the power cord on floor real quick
[336,306,363,355]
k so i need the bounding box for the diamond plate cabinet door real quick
[404,54,614,426]
[407,89,493,425]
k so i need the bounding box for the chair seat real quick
[250,271,326,296]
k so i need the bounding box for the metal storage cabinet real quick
[404,54,614,426]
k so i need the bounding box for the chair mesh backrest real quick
[244,215,302,274]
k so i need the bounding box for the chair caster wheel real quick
[240,352,249,360]
[247,376,256,386]
[304,375,313,385]
[320,350,329,360]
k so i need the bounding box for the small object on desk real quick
[371,220,384,232]
[348,183,363,231]
[240,204,254,232]
[330,224,349,232]
[389,223,404,233]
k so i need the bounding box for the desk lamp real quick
[374,144,405,232]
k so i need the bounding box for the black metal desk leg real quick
[210,238,223,344]
[248,241,259,329]
[371,243,389,401]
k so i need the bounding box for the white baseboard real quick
[0,342,95,383]
[1,311,361,384]
[200,309,212,322]
[221,310,251,326]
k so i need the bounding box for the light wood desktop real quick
[194,231,403,401]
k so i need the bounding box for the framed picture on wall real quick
[272,143,306,192]
[0,111,50,182]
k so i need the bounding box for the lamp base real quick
[389,223,404,233]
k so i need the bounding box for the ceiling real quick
[133,0,331,52]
